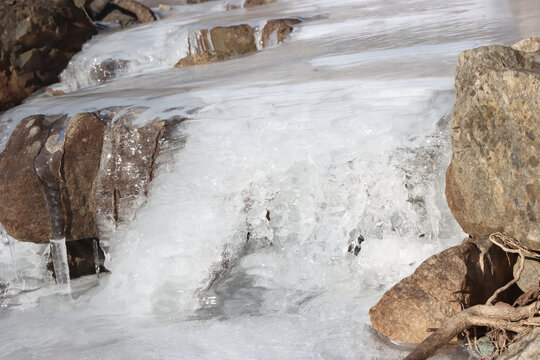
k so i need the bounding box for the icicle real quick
[0,223,18,282]
[93,239,100,277]
[49,238,70,291]
[9,236,19,283]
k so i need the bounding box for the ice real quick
[49,238,70,290]
[0,0,539,358]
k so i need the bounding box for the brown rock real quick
[174,51,229,67]
[61,113,105,241]
[0,115,56,242]
[445,44,540,251]
[94,110,166,239]
[369,240,516,344]
[0,0,96,111]
[0,110,184,245]
[210,25,257,56]
[262,19,301,47]
[243,0,276,8]
[114,0,156,23]
[175,25,257,68]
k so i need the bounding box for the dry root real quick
[404,233,540,360]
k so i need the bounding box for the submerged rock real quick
[174,19,301,67]
[262,19,301,47]
[243,0,276,8]
[90,58,129,83]
[0,0,96,111]
[174,51,229,68]
[369,239,516,344]
[0,110,184,244]
[446,39,540,251]
[210,24,257,56]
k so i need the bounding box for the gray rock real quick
[499,328,540,360]
[514,258,540,292]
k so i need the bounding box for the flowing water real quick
[0,0,539,358]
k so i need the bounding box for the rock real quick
[511,37,540,53]
[445,43,540,251]
[499,328,540,360]
[243,0,276,8]
[102,9,139,27]
[175,20,300,68]
[94,109,183,239]
[174,51,229,67]
[210,25,257,56]
[0,115,57,242]
[158,4,172,11]
[186,0,211,3]
[369,239,517,344]
[90,58,129,83]
[514,258,540,292]
[262,19,301,47]
[114,0,156,23]
[0,0,96,111]
[0,110,184,244]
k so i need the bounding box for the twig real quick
[486,233,524,305]
[404,303,539,360]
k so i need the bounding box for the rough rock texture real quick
[499,328,540,360]
[446,43,540,251]
[0,115,56,242]
[210,25,257,56]
[0,110,184,244]
[369,240,516,344]
[514,258,540,292]
[94,109,183,239]
[174,51,229,68]
[0,0,96,111]
[243,0,276,8]
[102,9,139,27]
[175,20,300,67]
[512,36,540,53]
[262,19,301,47]
[114,0,156,23]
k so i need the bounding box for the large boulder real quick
[369,239,516,344]
[446,39,540,251]
[0,110,183,244]
[0,0,96,111]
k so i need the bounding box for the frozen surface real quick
[0,0,539,359]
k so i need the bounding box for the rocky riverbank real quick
[370,37,540,359]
